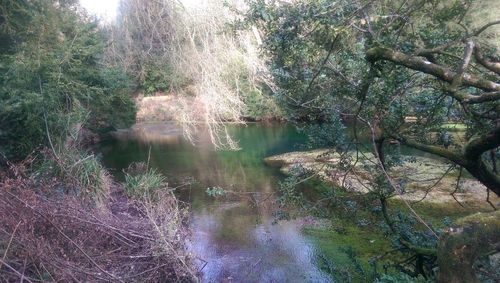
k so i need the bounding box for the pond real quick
[99,123,333,282]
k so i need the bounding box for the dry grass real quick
[0,159,198,282]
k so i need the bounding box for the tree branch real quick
[474,43,500,75]
[464,125,500,161]
[394,136,464,165]
[393,126,500,196]
[445,88,500,104]
[413,20,500,56]
[463,90,500,104]
[366,46,500,92]
[450,40,474,90]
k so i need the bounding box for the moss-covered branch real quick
[474,43,500,75]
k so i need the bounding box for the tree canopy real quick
[245,0,500,195]
[0,0,136,159]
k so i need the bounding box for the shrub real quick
[0,1,136,160]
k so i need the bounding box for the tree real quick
[0,0,136,159]
[245,0,500,196]
[245,0,499,279]
[106,0,281,148]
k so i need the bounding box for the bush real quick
[141,63,191,95]
[0,1,136,160]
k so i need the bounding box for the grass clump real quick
[123,162,168,199]
[35,148,110,203]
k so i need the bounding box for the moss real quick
[437,210,500,283]
[303,220,393,282]
[454,209,500,227]
[303,220,391,267]
[440,123,467,132]
[268,149,498,280]
[387,199,476,227]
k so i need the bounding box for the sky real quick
[79,0,120,22]
[79,0,204,21]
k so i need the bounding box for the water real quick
[99,123,333,283]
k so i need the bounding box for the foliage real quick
[245,0,500,192]
[0,0,136,159]
[298,113,347,149]
[106,0,282,148]
[33,148,110,203]
[143,64,187,95]
[375,273,431,283]
[245,1,499,279]
[206,186,228,197]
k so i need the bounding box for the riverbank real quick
[99,123,340,282]
[0,154,198,282]
[135,94,283,123]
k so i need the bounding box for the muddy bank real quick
[111,122,184,143]
[135,95,200,122]
[265,149,499,209]
[135,95,283,123]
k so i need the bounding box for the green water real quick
[99,123,333,282]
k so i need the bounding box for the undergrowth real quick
[35,148,110,204]
[0,156,198,282]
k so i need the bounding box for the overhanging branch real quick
[464,125,500,161]
[366,47,500,92]
[413,20,500,56]
[393,135,464,165]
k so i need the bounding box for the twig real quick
[413,165,455,203]
[366,120,439,239]
[0,258,34,283]
[486,189,497,211]
[450,167,465,207]
[0,221,21,270]
[146,145,152,170]
[244,257,262,277]
[4,190,125,283]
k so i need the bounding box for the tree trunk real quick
[464,160,500,197]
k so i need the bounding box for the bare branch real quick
[450,40,474,90]
[450,167,465,207]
